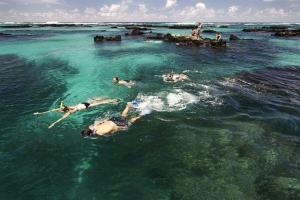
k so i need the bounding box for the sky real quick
[0,0,299,22]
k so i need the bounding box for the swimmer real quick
[33,97,119,129]
[81,102,141,137]
[112,76,135,88]
[163,73,189,82]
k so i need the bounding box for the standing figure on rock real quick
[191,22,203,40]
[196,22,203,40]
[216,32,222,42]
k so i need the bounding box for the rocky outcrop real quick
[229,34,240,40]
[210,40,227,48]
[126,28,144,36]
[242,26,289,33]
[0,33,13,36]
[163,33,226,47]
[146,33,165,40]
[0,24,32,28]
[94,35,121,42]
[125,26,151,31]
[123,24,197,29]
[273,30,300,37]
[242,26,300,37]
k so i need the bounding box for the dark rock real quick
[125,26,151,31]
[111,26,118,29]
[37,24,92,27]
[0,33,13,36]
[0,24,32,28]
[202,29,217,33]
[242,26,291,33]
[125,27,145,36]
[211,40,227,48]
[131,28,144,35]
[94,35,121,42]
[219,25,229,28]
[229,34,240,40]
[273,30,300,37]
[125,24,197,29]
[146,33,165,40]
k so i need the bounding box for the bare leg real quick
[48,112,70,129]
[121,104,131,117]
[89,98,119,107]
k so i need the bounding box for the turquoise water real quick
[0,23,300,199]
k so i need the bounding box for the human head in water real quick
[113,77,120,83]
[81,128,94,137]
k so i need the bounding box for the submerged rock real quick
[229,34,240,40]
[94,35,121,42]
[202,30,217,33]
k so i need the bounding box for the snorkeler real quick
[163,72,189,82]
[112,76,135,88]
[81,102,141,137]
[34,97,119,129]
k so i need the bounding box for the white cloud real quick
[179,2,215,20]
[255,7,287,18]
[138,4,147,13]
[228,5,239,15]
[165,0,177,9]
[84,8,97,15]
[14,0,60,4]
[0,0,298,22]
[98,0,131,17]
[195,2,206,10]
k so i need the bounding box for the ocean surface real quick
[0,22,300,200]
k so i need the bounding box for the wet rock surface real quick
[243,26,300,37]
[229,34,240,40]
[94,35,122,42]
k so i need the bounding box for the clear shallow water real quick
[0,23,300,199]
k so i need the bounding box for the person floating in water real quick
[112,76,135,88]
[163,72,189,82]
[81,102,142,137]
[216,32,222,42]
[34,97,119,129]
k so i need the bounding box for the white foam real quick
[146,40,163,44]
[136,89,199,113]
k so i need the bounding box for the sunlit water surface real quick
[0,23,300,199]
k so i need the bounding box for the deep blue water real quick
[0,22,300,200]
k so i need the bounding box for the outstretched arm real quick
[34,108,60,115]
[48,112,70,129]
[129,116,142,124]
